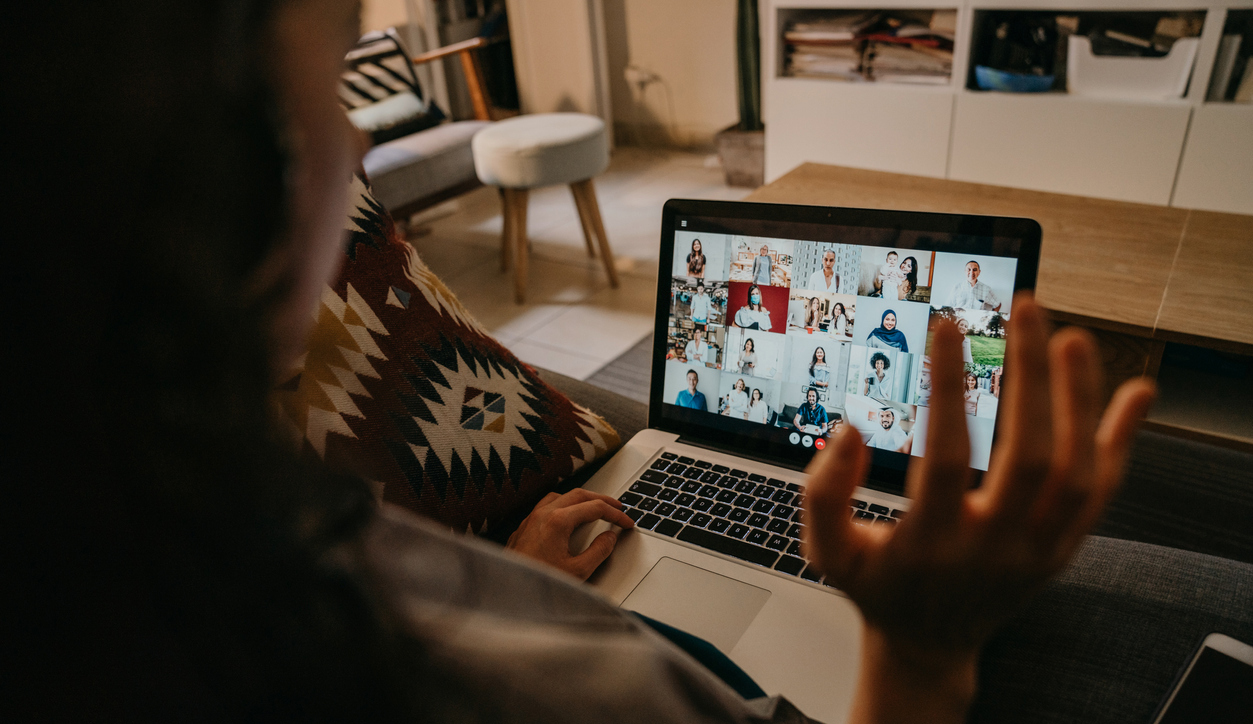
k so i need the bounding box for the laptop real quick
[571,199,1041,722]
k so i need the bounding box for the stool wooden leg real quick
[570,178,619,288]
[507,188,530,304]
[570,184,598,258]
[498,188,511,272]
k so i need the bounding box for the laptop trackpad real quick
[622,557,771,653]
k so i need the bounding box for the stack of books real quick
[784,10,879,81]
[784,10,956,85]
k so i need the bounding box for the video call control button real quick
[814,438,825,450]
[801,435,813,448]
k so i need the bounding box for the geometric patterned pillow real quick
[274,175,620,535]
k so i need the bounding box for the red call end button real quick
[814,438,825,450]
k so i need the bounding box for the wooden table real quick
[745,163,1253,447]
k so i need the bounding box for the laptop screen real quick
[650,200,1041,494]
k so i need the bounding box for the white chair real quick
[471,113,619,303]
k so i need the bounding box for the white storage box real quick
[1067,35,1199,101]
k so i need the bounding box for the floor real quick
[405,147,751,380]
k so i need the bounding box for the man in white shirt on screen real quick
[689,281,711,327]
[683,327,709,364]
[806,249,839,291]
[867,408,911,453]
[948,260,1002,311]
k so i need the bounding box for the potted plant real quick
[717,0,765,187]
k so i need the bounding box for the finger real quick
[570,530,619,580]
[904,318,969,529]
[802,426,870,579]
[549,488,624,510]
[551,499,634,534]
[983,295,1055,518]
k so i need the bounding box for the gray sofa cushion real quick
[362,120,490,211]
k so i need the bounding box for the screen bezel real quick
[648,198,1042,496]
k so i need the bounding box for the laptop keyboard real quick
[618,451,906,587]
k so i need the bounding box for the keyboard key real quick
[786,483,802,492]
[752,499,775,515]
[891,509,907,519]
[717,475,739,488]
[768,478,788,488]
[664,475,684,489]
[711,503,732,518]
[700,471,721,485]
[640,470,667,484]
[628,481,661,497]
[728,523,750,539]
[676,493,696,507]
[681,480,702,493]
[748,473,767,483]
[709,518,730,533]
[747,513,770,528]
[852,510,875,525]
[694,460,712,469]
[787,540,803,557]
[729,469,748,478]
[677,456,695,464]
[658,489,678,502]
[729,508,749,523]
[657,502,676,516]
[691,513,712,528]
[772,504,794,519]
[766,519,789,534]
[734,494,755,509]
[754,484,776,498]
[788,524,803,539]
[868,503,890,516]
[618,491,643,507]
[639,498,658,512]
[698,485,719,498]
[851,499,867,509]
[712,464,729,474]
[655,520,682,537]
[638,513,661,530]
[683,468,704,480]
[873,516,897,527]
[649,459,670,471]
[715,490,737,504]
[693,498,713,512]
[800,566,823,583]
[792,509,804,522]
[775,555,805,575]
[772,489,794,505]
[667,464,688,476]
[672,508,693,522]
[661,452,677,460]
[747,529,769,545]
[677,526,780,568]
[735,480,756,494]
[626,508,644,522]
[766,534,788,551]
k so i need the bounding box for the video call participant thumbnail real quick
[684,326,711,364]
[793,387,830,436]
[674,369,707,410]
[808,248,839,292]
[867,407,912,454]
[948,259,1001,312]
[689,280,712,327]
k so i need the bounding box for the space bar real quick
[676,527,779,568]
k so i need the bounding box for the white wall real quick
[361,0,407,32]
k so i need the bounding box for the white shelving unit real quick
[764,0,1253,213]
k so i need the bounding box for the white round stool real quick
[472,113,619,303]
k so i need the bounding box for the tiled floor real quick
[405,147,752,380]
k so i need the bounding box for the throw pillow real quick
[341,29,445,146]
[274,175,620,535]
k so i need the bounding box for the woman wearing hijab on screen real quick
[866,310,909,352]
[746,388,770,424]
[808,347,831,389]
[686,239,706,279]
[734,284,773,331]
[864,352,893,399]
[739,337,757,376]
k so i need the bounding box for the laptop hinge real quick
[674,435,807,473]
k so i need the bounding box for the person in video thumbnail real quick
[898,256,919,300]
[690,280,711,327]
[793,387,830,436]
[739,337,757,375]
[868,408,911,453]
[957,317,974,364]
[949,260,1002,311]
[831,301,850,337]
[864,351,893,398]
[724,378,750,418]
[746,388,770,424]
[866,309,909,352]
[734,284,773,331]
[915,361,932,406]
[807,249,839,291]
[752,244,772,285]
[685,238,706,279]
[965,372,980,416]
[804,296,824,330]
[675,369,707,410]
[876,251,903,300]
[684,326,709,363]
[809,346,831,389]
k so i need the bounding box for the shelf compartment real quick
[777,7,958,85]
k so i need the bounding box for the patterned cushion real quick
[274,176,620,534]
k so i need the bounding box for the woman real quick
[746,388,770,424]
[12,2,1159,721]
[808,347,831,389]
[734,284,773,331]
[804,296,823,330]
[738,337,757,376]
[865,351,893,398]
[957,317,975,364]
[965,372,981,415]
[831,302,850,338]
[724,378,750,418]
[866,309,909,352]
[898,256,919,300]
[686,238,706,278]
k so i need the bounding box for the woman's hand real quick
[506,489,635,581]
[802,295,1155,723]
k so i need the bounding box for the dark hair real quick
[810,346,826,377]
[901,256,919,294]
[747,284,763,311]
[833,302,846,318]
[687,369,700,379]
[8,2,440,719]
[807,386,819,400]
[871,352,891,370]
[744,337,755,352]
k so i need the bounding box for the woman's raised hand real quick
[802,295,1155,723]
